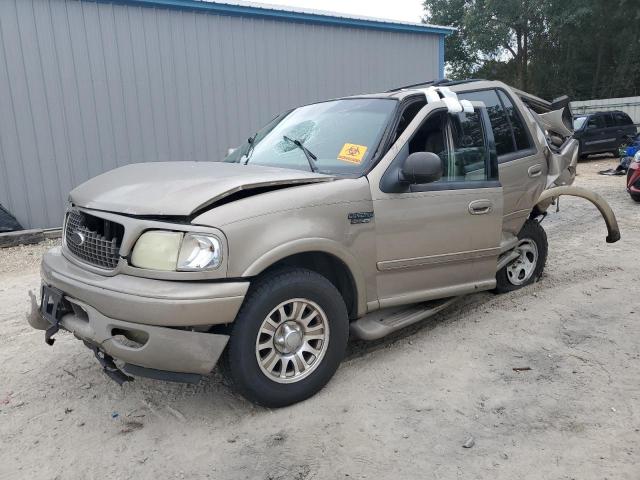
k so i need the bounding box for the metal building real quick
[0,0,452,229]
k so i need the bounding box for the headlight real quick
[131,231,183,271]
[177,233,222,271]
[131,231,222,271]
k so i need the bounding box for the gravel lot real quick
[1,157,639,480]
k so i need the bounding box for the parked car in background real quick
[627,151,640,202]
[573,111,637,159]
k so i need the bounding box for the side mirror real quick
[400,152,443,184]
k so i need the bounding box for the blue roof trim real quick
[97,0,454,36]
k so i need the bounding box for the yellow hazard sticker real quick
[337,143,368,164]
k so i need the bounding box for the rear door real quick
[458,88,545,236]
[582,114,608,153]
[368,101,503,307]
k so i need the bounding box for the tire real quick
[223,268,349,407]
[577,143,588,160]
[494,219,548,293]
[631,193,640,203]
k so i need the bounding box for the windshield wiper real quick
[242,132,259,165]
[283,135,318,173]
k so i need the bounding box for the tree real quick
[423,0,640,100]
[422,0,478,79]
[424,0,545,89]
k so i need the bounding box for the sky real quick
[246,0,427,24]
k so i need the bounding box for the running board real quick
[350,297,459,341]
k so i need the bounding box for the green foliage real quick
[423,0,640,100]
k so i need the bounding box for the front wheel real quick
[223,268,349,407]
[494,219,548,293]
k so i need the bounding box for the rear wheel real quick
[223,268,349,407]
[578,144,588,160]
[494,219,548,293]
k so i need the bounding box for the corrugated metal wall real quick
[0,0,441,229]
[571,96,640,124]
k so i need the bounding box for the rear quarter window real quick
[614,112,633,126]
[496,90,532,151]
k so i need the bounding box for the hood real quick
[70,162,333,216]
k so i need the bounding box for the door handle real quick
[468,199,493,215]
[528,164,543,177]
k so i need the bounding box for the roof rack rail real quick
[385,80,437,92]
[436,78,486,86]
[386,78,486,92]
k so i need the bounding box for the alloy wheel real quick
[255,298,330,384]
[506,239,539,286]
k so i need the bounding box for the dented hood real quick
[70,162,332,216]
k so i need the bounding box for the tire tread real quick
[222,267,348,407]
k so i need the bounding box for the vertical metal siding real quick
[0,0,442,229]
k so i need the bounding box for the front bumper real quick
[29,247,251,377]
[42,247,248,327]
[29,294,228,376]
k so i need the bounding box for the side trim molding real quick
[377,246,501,271]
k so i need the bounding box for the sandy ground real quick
[1,157,639,480]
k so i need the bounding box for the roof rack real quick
[385,80,436,92]
[386,78,486,92]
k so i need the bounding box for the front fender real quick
[536,186,621,243]
[242,237,368,317]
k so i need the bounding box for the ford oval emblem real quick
[69,231,85,247]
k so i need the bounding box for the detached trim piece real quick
[537,186,621,243]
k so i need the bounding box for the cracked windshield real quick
[224,98,396,174]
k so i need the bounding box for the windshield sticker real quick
[338,143,368,164]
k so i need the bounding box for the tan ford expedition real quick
[27,80,620,407]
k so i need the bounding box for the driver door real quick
[368,101,503,307]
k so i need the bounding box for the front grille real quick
[64,210,124,269]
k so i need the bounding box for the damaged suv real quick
[28,80,620,407]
